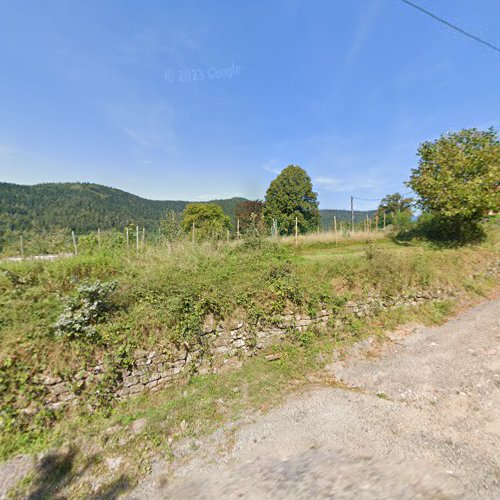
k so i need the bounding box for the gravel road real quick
[128,296,500,499]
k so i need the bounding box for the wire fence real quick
[0,214,392,262]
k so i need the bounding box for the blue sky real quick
[0,0,499,210]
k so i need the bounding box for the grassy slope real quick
[1,228,499,497]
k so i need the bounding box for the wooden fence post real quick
[126,227,129,250]
[97,228,101,249]
[334,216,338,246]
[295,216,298,246]
[71,231,78,255]
[136,226,139,256]
[192,222,195,243]
[20,235,25,259]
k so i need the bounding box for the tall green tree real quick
[407,128,500,243]
[377,192,413,224]
[181,203,231,240]
[408,128,499,218]
[263,165,320,235]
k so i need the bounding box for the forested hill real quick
[0,182,247,232]
[0,182,377,233]
[320,209,377,230]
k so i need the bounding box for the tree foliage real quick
[181,203,231,240]
[263,165,320,235]
[408,128,500,220]
[235,200,264,235]
[0,182,245,233]
[377,192,413,224]
[160,210,183,242]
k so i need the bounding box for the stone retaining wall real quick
[38,285,464,410]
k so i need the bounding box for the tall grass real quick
[0,229,498,473]
[280,229,387,246]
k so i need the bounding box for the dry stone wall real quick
[39,285,466,410]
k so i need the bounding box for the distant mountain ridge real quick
[0,182,376,232]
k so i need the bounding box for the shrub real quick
[402,213,486,246]
[267,263,303,312]
[54,280,117,342]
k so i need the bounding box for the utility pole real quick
[351,196,354,234]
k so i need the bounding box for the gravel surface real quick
[128,297,500,499]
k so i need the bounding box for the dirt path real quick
[128,297,500,499]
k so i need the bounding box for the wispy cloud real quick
[113,102,178,154]
[262,159,282,174]
[345,0,384,64]
[314,175,382,193]
[114,26,201,66]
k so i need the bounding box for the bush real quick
[392,211,414,234]
[267,263,303,312]
[54,281,117,342]
[403,213,486,246]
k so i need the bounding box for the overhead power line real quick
[352,191,414,202]
[352,197,384,202]
[400,0,500,54]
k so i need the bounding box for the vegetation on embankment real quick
[0,225,498,497]
[1,228,498,457]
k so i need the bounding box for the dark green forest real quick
[0,182,247,232]
[0,182,375,234]
[319,209,376,230]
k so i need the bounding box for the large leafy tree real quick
[235,200,264,235]
[408,128,500,220]
[263,165,320,235]
[377,192,413,224]
[181,203,231,240]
